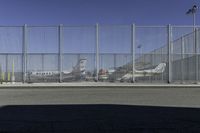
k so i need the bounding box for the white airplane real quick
[28,59,87,81]
[118,63,166,82]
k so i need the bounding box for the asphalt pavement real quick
[0,84,199,132]
[0,86,199,107]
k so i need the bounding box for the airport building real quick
[0,24,199,84]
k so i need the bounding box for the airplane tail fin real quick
[73,59,87,74]
[154,63,166,73]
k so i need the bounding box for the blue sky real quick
[0,0,199,54]
[0,0,199,25]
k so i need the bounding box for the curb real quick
[0,83,199,89]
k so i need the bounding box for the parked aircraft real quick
[28,59,87,82]
[98,69,109,81]
[99,63,166,82]
[118,63,166,82]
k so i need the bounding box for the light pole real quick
[186,5,198,31]
[137,44,143,67]
[137,44,142,57]
[186,5,199,83]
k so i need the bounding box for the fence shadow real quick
[0,104,200,132]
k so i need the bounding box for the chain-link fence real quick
[0,25,199,83]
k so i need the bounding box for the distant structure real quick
[186,5,198,28]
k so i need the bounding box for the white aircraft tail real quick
[153,63,166,73]
[73,59,87,74]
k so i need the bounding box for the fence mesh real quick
[0,25,198,83]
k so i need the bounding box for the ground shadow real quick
[0,104,200,132]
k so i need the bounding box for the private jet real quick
[27,59,87,82]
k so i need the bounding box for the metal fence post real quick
[42,54,44,72]
[181,36,185,83]
[96,23,99,81]
[6,54,8,82]
[131,24,136,83]
[23,24,27,83]
[161,48,164,81]
[59,24,63,83]
[114,54,116,69]
[195,28,199,84]
[168,24,172,83]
